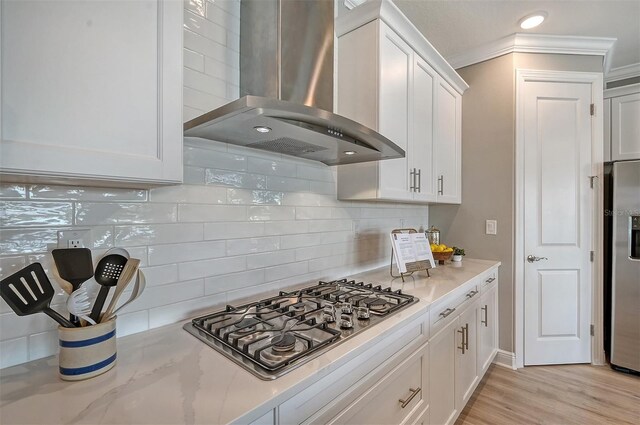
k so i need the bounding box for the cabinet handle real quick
[399,387,421,408]
[465,289,478,299]
[464,323,469,350]
[485,277,495,284]
[458,326,466,354]
[409,169,415,192]
[417,169,421,193]
[481,305,488,327]
[439,307,455,318]
[438,175,444,195]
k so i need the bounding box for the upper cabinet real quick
[0,0,183,187]
[604,84,640,162]
[336,0,467,204]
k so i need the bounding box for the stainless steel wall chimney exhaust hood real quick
[183,0,405,166]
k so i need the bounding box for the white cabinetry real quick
[429,318,458,425]
[454,300,479,410]
[335,0,467,205]
[604,84,640,162]
[435,80,462,203]
[478,276,499,375]
[0,0,183,187]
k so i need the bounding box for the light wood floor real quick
[456,364,640,425]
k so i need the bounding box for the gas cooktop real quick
[184,278,418,380]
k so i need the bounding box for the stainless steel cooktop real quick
[184,278,418,380]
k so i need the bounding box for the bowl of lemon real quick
[430,243,454,264]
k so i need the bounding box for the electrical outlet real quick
[57,229,91,249]
[486,220,497,235]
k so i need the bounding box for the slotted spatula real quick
[0,263,75,328]
[89,253,128,322]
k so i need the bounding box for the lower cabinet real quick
[454,300,480,410]
[429,318,458,425]
[478,282,499,375]
[327,343,430,425]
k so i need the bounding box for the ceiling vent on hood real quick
[183,0,405,166]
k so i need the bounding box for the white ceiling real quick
[393,0,640,71]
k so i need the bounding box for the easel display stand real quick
[389,228,435,282]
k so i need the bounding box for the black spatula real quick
[52,248,94,325]
[89,253,128,322]
[0,263,75,328]
[51,248,94,290]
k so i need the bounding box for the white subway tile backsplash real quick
[177,255,245,280]
[28,331,57,361]
[246,250,296,270]
[0,184,26,199]
[247,157,297,177]
[226,236,279,256]
[267,176,310,192]
[247,206,296,221]
[263,220,309,236]
[227,189,283,205]
[205,269,265,295]
[0,337,28,369]
[179,204,247,222]
[149,185,226,204]
[296,206,332,220]
[76,203,177,225]
[0,201,73,227]
[205,169,266,189]
[203,221,264,240]
[0,1,430,369]
[28,185,147,202]
[148,240,225,265]
[184,145,246,171]
[115,223,203,247]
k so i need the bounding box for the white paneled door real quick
[523,80,593,365]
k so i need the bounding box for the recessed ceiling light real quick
[519,12,547,30]
[344,150,356,155]
[254,126,271,133]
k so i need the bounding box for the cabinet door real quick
[429,319,457,425]
[0,0,183,185]
[455,302,479,410]
[478,283,498,375]
[435,78,462,204]
[611,92,640,161]
[377,23,412,201]
[411,56,437,202]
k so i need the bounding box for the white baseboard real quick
[493,349,517,370]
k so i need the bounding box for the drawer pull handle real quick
[485,277,495,284]
[439,307,455,318]
[399,387,421,408]
[481,304,488,326]
[465,290,478,299]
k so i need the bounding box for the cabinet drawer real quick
[281,313,428,424]
[325,343,429,425]
[430,283,479,336]
[479,268,498,291]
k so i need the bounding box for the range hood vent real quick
[183,0,404,166]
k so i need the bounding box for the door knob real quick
[527,255,548,263]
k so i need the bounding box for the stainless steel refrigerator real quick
[607,160,640,373]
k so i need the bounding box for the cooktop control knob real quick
[340,302,353,314]
[323,305,336,323]
[339,314,353,329]
[356,306,370,320]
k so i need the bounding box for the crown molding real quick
[343,0,366,10]
[448,33,617,71]
[605,63,640,83]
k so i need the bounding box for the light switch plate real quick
[486,220,497,235]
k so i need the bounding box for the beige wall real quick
[431,53,603,353]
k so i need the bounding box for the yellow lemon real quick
[430,244,438,251]
[445,247,453,252]
[438,244,448,251]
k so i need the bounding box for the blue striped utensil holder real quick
[58,317,117,381]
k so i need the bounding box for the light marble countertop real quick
[0,259,499,425]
